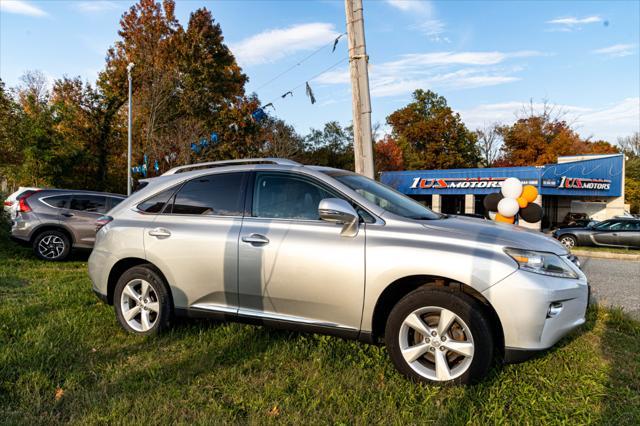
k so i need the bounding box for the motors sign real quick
[410,177,506,189]
[557,176,611,191]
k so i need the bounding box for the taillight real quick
[3,200,13,207]
[95,215,113,232]
[18,197,32,213]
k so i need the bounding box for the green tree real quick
[302,121,354,170]
[386,89,479,170]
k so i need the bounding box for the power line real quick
[253,32,347,93]
[263,56,348,106]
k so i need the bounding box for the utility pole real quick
[345,0,375,178]
[126,62,135,196]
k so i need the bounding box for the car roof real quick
[35,189,126,198]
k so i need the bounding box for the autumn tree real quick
[302,121,354,170]
[387,89,479,170]
[619,132,640,213]
[497,102,618,166]
[475,123,501,167]
[374,136,404,172]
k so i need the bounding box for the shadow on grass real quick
[599,306,640,425]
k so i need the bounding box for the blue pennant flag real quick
[251,107,266,122]
[154,160,159,172]
[190,142,201,154]
[200,138,209,148]
[143,154,148,166]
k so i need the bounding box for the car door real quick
[237,171,365,332]
[591,220,623,246]
[617,221,640,248]
[61,194,108,247]
[143,172,248,312]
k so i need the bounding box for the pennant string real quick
[253,32,347,92]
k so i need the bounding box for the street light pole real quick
[126,62,135,196]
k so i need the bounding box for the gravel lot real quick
[579,256,640,319]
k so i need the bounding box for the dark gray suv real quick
[10,189,125,261]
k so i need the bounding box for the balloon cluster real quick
[483,178,542,224]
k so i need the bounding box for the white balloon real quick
[497,197,519,217]
[501,177,523,199]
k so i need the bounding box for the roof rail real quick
[162,158,301,176]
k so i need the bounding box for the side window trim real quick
[162,171,249,218]
[40,195,69,210]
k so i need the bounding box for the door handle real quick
[148,228,171,238]
[61,212,74,218]
[241,234,269,245]
[612,233,618,236]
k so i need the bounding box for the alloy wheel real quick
[398,306,475,381]
[560,236,575,248]
[120,279,160,332]
[38,235,65,259]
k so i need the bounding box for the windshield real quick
[329,172,441,220]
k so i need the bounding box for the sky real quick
[1,0,639,143]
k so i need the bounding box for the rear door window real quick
[168,172,247,216]
[70,195,108,214]
[43,195,69,209]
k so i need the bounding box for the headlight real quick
[504,248,578,279]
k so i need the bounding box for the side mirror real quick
[318,198,359,237]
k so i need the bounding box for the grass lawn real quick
[1,225,639,425]
[571,246,640,255]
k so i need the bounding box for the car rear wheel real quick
[385,288,494,385]
[33,230,71,261]
[114,265,172,335]
[559,235,577,249]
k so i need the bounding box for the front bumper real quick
[482,266,588,354]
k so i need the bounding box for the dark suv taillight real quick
[95,215,113,232]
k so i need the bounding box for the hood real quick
[422,216,568,255]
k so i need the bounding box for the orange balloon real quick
[522,185,538,203]
[495,213,515,224]
[517,196,528,208]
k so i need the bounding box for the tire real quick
[559,235,577,249]
[114,265,172,335]
[385,288,494,385]
[33,230,71,261]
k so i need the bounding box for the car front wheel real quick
[114,265,172,335]
[385,288,494,385]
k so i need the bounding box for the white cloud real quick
[231,23,339,66]
[386,0,448,42]
[316,50,544,97]
[459,98,640,142]
[385,0,431,13]
[592,43,637,58]
[76,1,119,13]
[546,15,603,31]
[0,0,47,17]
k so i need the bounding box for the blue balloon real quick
[210,132,218,143]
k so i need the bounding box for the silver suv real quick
[11,189,125,261]
[88,159,588,384]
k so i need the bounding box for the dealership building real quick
[380,154,627,230]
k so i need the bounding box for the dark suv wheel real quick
[385,288,494,385]
[114,265,172,335]
[33,230,71,261]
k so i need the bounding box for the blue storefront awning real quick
[381,154,623,198]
